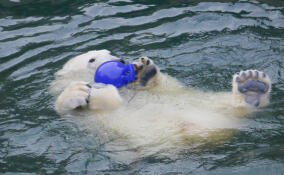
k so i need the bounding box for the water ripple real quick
[0,0,284,174]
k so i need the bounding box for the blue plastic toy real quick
[94,60,136,88]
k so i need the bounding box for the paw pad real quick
[255,71,259,79]
[234,70,271,107]
[236,76,241,83]
[146,60,150,65]
[238,79,269,94]
[248,71,252,78]
[241,72,246,78]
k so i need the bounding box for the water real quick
[1,0,284,174]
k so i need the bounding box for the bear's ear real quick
[100,49,111,55]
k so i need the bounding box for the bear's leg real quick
[87,84,122,111]
[55,81,90,112]
[132,56,160,87]
[232,70,271,108]
[55,81,122,113]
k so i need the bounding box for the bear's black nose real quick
[89,58,96,63]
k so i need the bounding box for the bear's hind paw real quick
[233,70,271,107]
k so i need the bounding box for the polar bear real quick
[50,50,271,156]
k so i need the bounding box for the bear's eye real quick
[89,58,96,63]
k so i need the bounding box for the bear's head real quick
[87,50,121,71]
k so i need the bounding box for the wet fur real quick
[50,50,272,160]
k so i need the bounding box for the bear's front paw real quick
[233,70,271,107]
[55,81,91,111]
[139,56,154,66]
[133,57,159,87]
[133,56,155,71]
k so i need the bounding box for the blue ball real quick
[94,60,135,88]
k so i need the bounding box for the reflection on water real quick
[0,0,284,174]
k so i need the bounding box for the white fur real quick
[55,81,122,112]
[50,50,271,159]
[57,49,119,75]
[49,50,119,96]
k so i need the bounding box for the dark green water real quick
[0,0,284,174]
